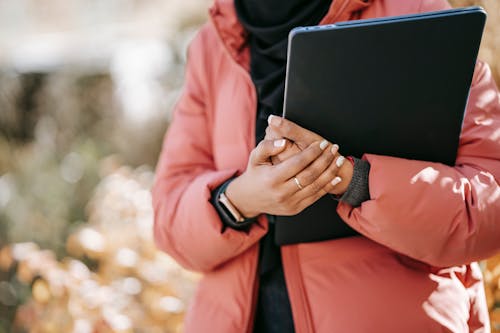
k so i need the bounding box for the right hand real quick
[265,116,353,196]
[225,137,343,217]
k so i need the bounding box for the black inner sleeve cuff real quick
[338,157,371,207]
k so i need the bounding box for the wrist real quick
[338,157,371,207]
[225,175,260,218]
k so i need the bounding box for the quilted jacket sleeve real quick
[152,26,267,273]
[338,59,500,267]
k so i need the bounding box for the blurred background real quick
[0,0,498,332]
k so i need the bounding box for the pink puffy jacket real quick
[153,0,500,331]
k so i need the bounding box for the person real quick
[152,0,500,332]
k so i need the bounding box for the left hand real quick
[265,115,354,196]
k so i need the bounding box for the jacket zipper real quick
[208,5,355,330]
[282,246,314,333]
[207,14,311,332]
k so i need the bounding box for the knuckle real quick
[312,162,326,177]
[274,191,287,204]
[262,173,275,187]
[265,126,275,139]
[282,121,292,133]
[317,155,331,169]
[289,205,300,216]
[259,139,270,149]
[311,143,323,154]
[309,181,322,194]
[322,183,334,194]
[293,155,306,168]
[324,165,338,178]
[296,146,320,166]
[302,149,317,163]
[300,171,314,185]
[284,124,299,139]
[292,205,303,214]
[276,151,288,161]
[325,150,336,163]
[252,144,263,159]
[314,190,326,201]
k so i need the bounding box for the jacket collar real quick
[209,0,372,70]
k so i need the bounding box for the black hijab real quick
[234,1,333,279]
[234,0,332,142]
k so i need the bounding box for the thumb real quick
[268,115,318,150]
[251,139,287,165]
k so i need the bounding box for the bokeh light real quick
[0,0,498,332]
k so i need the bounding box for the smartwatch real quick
[212,178,256,229]
[218,191,245,222]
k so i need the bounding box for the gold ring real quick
[293,177,303,190]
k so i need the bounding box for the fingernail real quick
[268,115,282,126]
[319,140,329,150]
[335,156,345,167]
[331,144,339,155]
[274,139,286,147]
[331,176,342,186]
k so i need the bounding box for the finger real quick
[291,186,328,215]
[328,155,354,196]
[251,139,287,165]
[285,144,340,196]
[273,139,329,182]
[290,155,345,211]
[272,141,301,165]
[304,154,345,197]
[287,142,336,194]
[264,126,280,140]
[268,115,321,150]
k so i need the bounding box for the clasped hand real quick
[225,116,353,218]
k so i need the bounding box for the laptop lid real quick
[276,7,486,245]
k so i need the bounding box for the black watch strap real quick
[211,178,257,230]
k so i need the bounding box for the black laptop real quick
[275,7,486,245]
